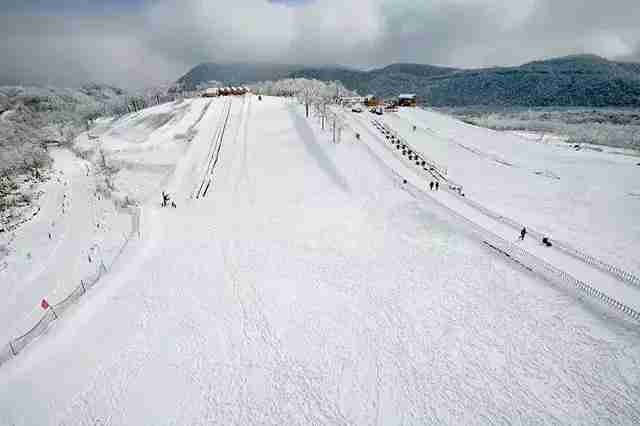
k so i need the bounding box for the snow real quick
[382,107,640,277]
[347,113,640,316]
[1,96,639,424]
[0,149,131,346]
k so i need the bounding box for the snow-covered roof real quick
[398,94,416,99]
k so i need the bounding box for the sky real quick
[1,0,640,89]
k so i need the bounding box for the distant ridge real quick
[292,55,640,107]
[177,55,640,107]
[175,63,303,90]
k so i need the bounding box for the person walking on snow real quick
[520,227,527,241]
[435,181,439,191]
[429,181,434,191]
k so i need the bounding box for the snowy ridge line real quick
[356,125,640,323]
[0,206,142,368]
[380,118,640,292]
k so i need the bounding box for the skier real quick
[429,181,434,191]
[162,191,170,208]
[542,236,552,247]
[520,227,527,241]
[171,201,177,208]
[435,181,439,191]
[413,125,417,132]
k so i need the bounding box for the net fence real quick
[360,125,640,323]
[0,207,141,368]
[373,119,640,292]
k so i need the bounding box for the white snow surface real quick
[1,97,639,425]
[0,149,131,346]
[384,108,640,276]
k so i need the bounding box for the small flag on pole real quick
[41,299,49,310]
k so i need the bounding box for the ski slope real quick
[0,149,132,347]
[348,115,640,318]
[1,97,639,425]
[381,108,640,277]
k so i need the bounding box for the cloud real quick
[0,12,184,89]
[1,0,640,89]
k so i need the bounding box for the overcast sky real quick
[1,0,639,89]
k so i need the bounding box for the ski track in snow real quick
[0,97,639,425]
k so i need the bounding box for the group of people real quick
[429,181,440,191]
[161,191,176,208]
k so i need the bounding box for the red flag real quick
[41,299,49,310]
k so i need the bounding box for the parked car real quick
[352,105,363,113]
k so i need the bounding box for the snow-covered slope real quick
[1,97,639,424]
[0,149,131,347]
[383,107,640,276]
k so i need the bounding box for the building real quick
[398,94,417,107]
[340,96,364,106]
[202,88,219,98]
[364,95,380,107]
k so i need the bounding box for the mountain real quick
[178,55,640,106]
[292,55,640,107]
[174,63,305,91]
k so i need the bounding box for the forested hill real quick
[175,63,302,91]
[177,55,640,107]
[291,55,640,107]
